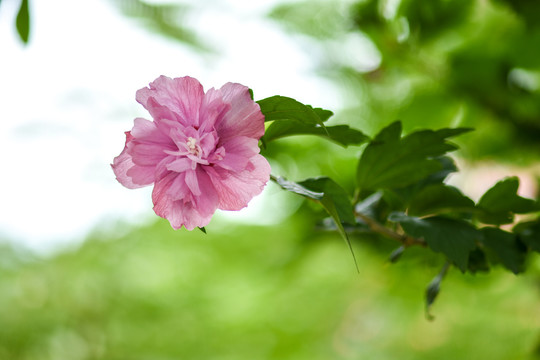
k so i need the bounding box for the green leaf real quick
[257,96,331,127]
[408,184,475,216]
[380,157,461,212]
[476,177,539,225]
[425,262,450,320]
[389,213,479,271]
[299,177,355,224]
[312,108,333,122]
[356,121,472,191]
[274,176,358,271]
[264,121,368,147]
[514,220,540,252]
[273,176,324,200]
[467,248,490,273]
[481,227,526,274]
[16,0,30,43]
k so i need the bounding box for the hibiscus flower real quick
[112,76,271,230]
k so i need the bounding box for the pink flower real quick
[112,76,271,230]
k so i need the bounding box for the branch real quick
[355,211,427,247]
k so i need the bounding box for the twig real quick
[355,211,426,247]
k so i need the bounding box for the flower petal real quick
[208,154,271,211]
[111,131,154,189]
[217,136,259,172]
[215,83,265,142]
[152,168,218,230]
[136,76,205,128]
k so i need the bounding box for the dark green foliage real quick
[269,111,539,312]
[467,248,490,274]
[270,0,540,162]
[476,177,539,225]
[258,95,370,148]
[480,227,526,274]
[356,121,471,191]
[399,0,473,41]
[389,213,478,272]
[407,184,475,217]
[257,96,329,125]
[514,220,540,252]
[264,122,368,147]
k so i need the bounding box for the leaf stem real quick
[355,211,427,247]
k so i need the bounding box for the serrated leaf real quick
[408,184,475,216]
[514,220,540,252]
[357,121,472,191]
[312,108,333,122]
[381,156,460,211]
[257,96,331,128]
[476,177,539,225]
[16,0,30,43]
[416,156,458,185]
[481,227,526,274]
[389,212,478,271]
[264,121,368,147]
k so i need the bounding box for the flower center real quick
[186,137,200,156]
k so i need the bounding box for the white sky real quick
[0,0,342,253]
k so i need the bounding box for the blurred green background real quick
[2,0,540,358]
[2,213,540,359]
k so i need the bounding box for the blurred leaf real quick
[494,0,540,27]
[408,184,475,216]
[110,0,209,51]
[268,1,346,39]
[389,213,478,271]
[425,262,450,320]
[16,0,30,43]
[257,96,330,129]
[264,121,368,147]
[467,247,490,274]
[356,121,472,191]
[399,0,473,41]
[388,245,405,263]
[476,177,539,225]
[481,227,526,274]
[514,220,540,253]
[355,191,383,219]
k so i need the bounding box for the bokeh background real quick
[1,0,540,358]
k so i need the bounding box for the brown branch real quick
[355,212,427,247]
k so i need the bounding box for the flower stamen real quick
[186,137,200,156]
